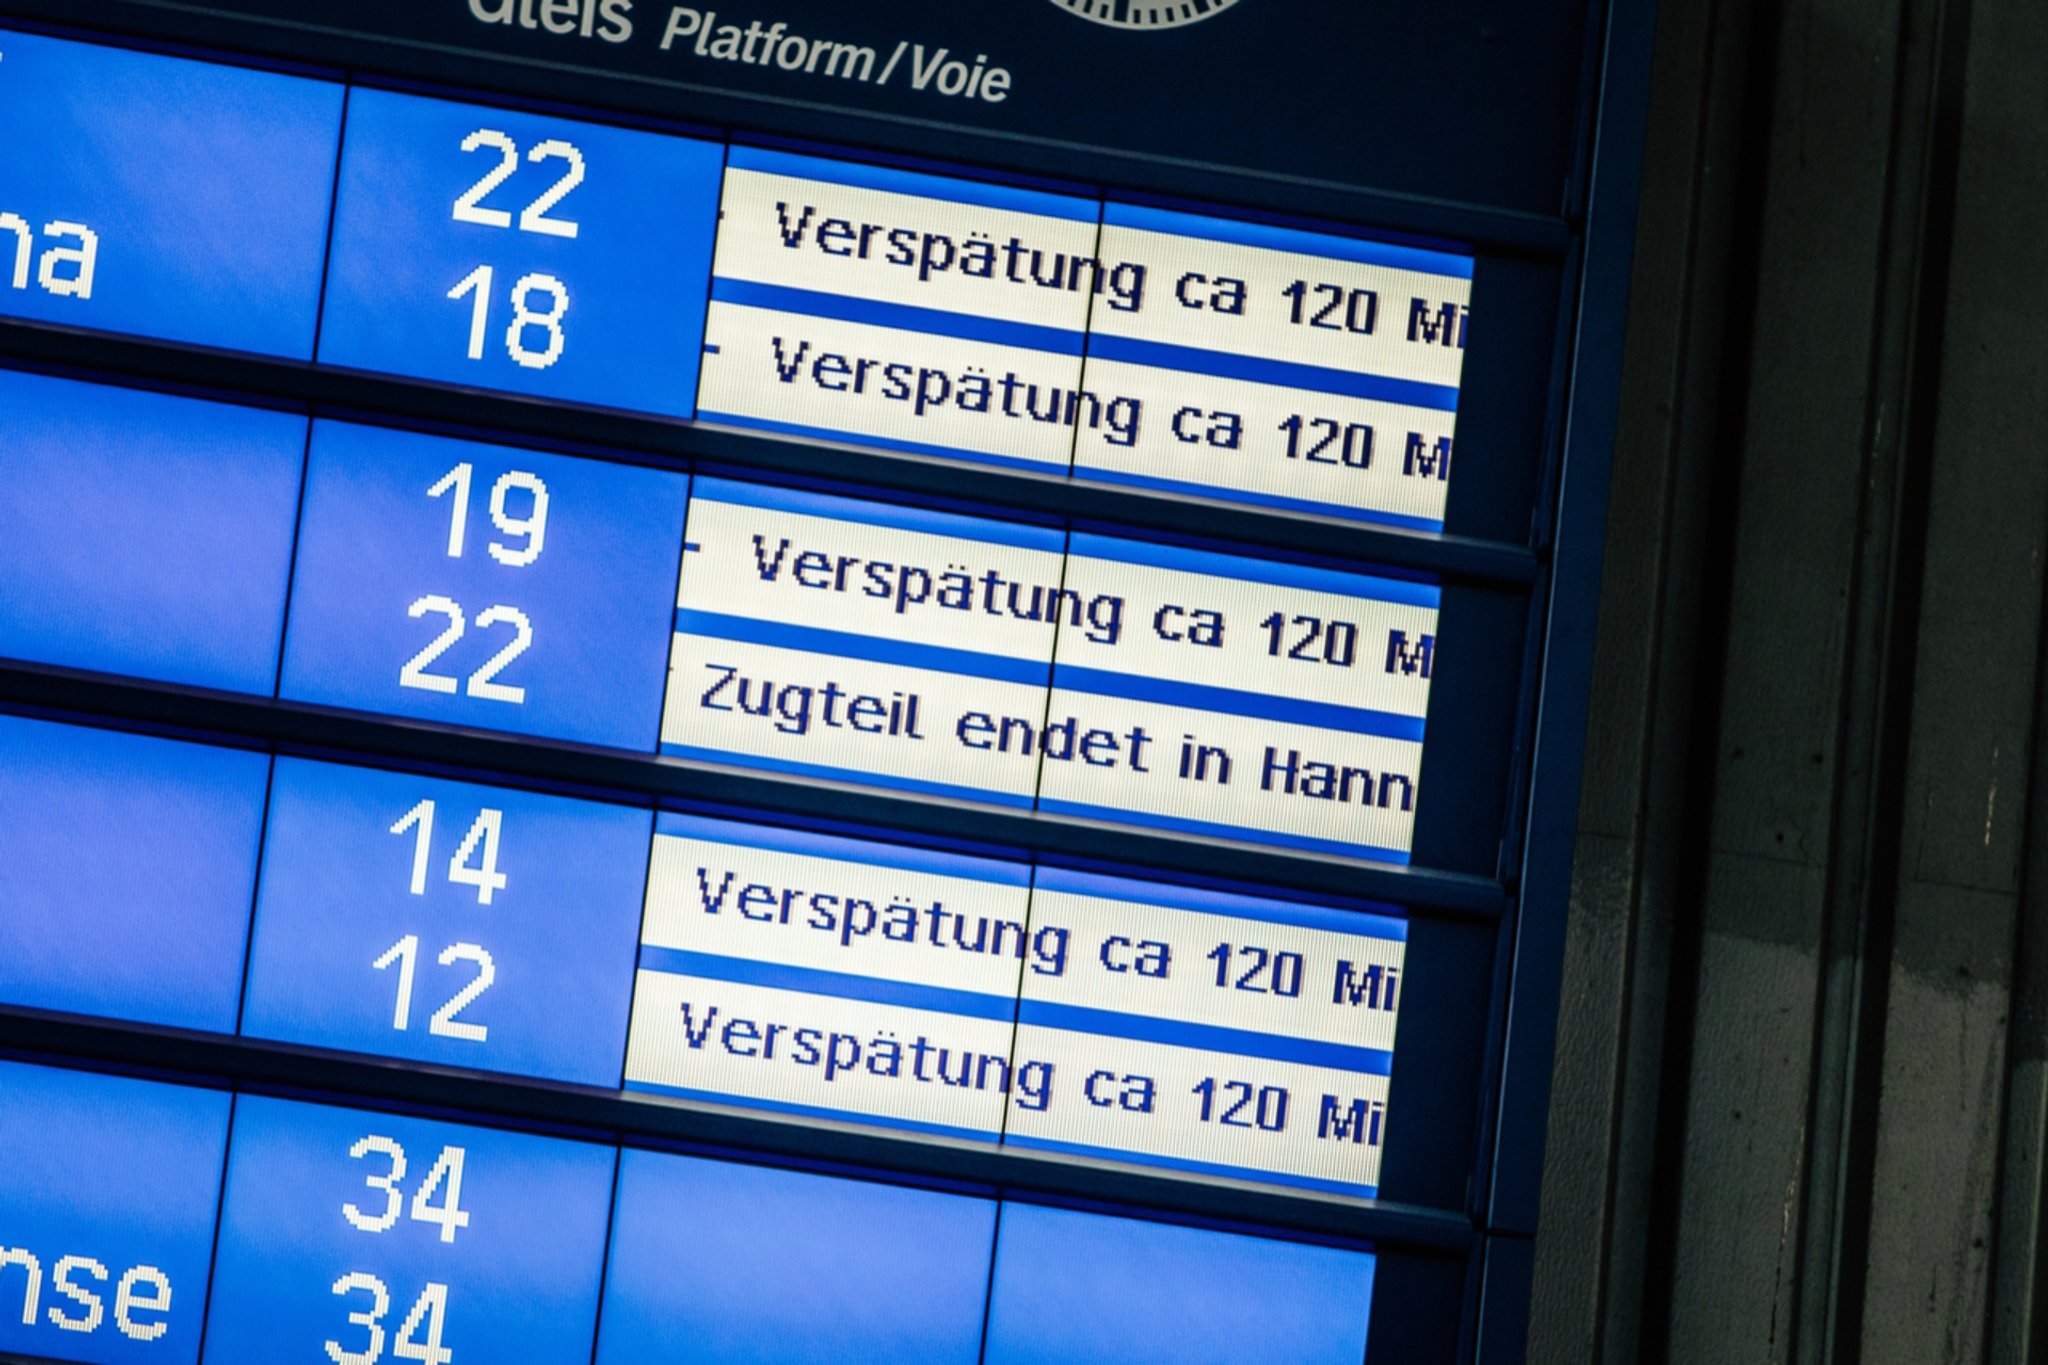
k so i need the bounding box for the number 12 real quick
[372,936,496,1042]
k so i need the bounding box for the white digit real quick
[327,1273,391,1365]
[401,599,530,702]
[465,606,531,703]
[392,1284,453,1365]
[517,140,584,238]
[409,1148,471,1244]
[485,472,549,567]
[428,945,494,1042]
[451,129,518,228]
[343,1137,408,1234]
[389,801,435,896]
[453,129,582,240]
[446,809,506,905]
[399,596,466,694]
[503,273,567,370]
[447,265,493,361]
[372,937,420,1032]
[427,464,473,558]
[431,463,543,565]
[376,938,493,1041]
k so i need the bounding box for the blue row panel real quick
[279,420,688,749]
[984,1203,1375,1365]
[319,87,722,416]
[595,1148,994,1364]
[0,714,268,1033]
[0,370,307,695]
[0,1060,233,1365]
[203,1095,613,1365]
[241,756,651,1086]
[0,29,340,357]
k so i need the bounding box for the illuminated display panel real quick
[0,29,340,357]
[0,1061,232,1365]
[0,710,1415,1197]
[627,814,1407,1194]
[318,88,723,414]
[1,358,1461,861]
[694,149,1473,531]
[626,813,1037,1138]
[594,1149,998,1363]
[1004,870,1404,1196]
[203,1095,615,1365]
[671,485,1442,860]
[240,758,651,1086]
[0,29,1477,530]
[983,1202,1376,1365]
[0,369,306,695]
[279,420,691,747]
[696,146,1099,474]
[661,479,1065,805]
[0,3,1623,1359]
[0,716,267,1033]
[1036,537,1437,863]
[1074,204,1468,528]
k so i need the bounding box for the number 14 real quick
[389,800,506,903]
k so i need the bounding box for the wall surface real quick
[1530,0,2048,1359]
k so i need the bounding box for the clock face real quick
[1049,0,1245,30]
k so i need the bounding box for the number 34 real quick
[327,1276,452,1365]
[327,1137,467,1365]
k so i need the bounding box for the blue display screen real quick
[0,1061,232,1365]
[0,29,341,357]
[279,420,690,747]
[0,703,1413,1200]
[983,1202,1375,1365]
[0,715,267,1033]
[204,1094,615,1365]
[595,1147,997,1363]
[0,369,306,694]
[0,19,1536,1359]
[318,87,723,414]
[241,757,651,1085]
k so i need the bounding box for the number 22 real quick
[451,130,584,237]
[399,596,532,703]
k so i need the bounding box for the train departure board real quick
[0,3,1650,1363]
